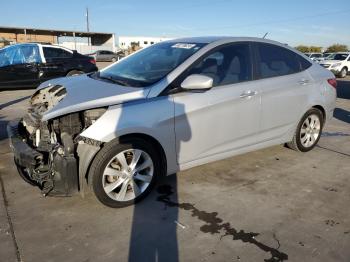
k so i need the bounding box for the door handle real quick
[240,90,258,98]
[298,79,309,85]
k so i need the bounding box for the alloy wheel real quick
[102,149,154,202]
[300,114,321,148]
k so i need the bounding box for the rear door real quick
[0,45,41,89]
[254,42,312,141]
[39,46,74,81]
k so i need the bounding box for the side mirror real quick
[181,74,213,91]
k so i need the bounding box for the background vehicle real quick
[8,37,336,208]
[323,52,333,58]
[0,43,97,89]
[89,50,125,62]
[319,52,350,78]
[314,52,334,63]
[304,52,323,61]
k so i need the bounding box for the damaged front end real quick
[7,84,105,197]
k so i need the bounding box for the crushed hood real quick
[32,75,150,121]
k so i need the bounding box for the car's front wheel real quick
[89,138,160,208]
[287,108,324,152]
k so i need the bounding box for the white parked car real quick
[304,52,323,61]
[319,52,350,78]
[8,37,337,207]
[314,53,334,63]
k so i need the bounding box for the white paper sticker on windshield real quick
[172,43,196,49]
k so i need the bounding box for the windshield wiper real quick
[97,74,130,86]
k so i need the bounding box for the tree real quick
[295,45,322,53]
[325,44,349,53]
[309,46,322,53]
[295,45,309,53]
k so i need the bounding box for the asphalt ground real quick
[0,72,349,262]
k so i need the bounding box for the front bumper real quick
[7,120,79,196]
[7,121,43,168]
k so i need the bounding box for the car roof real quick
[1,42,72,52]
[2,42,39,48]
[165,36,291,47]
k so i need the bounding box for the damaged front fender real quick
[76,142,100,197]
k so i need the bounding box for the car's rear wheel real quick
[66,70,84,76]
[339,67,347,78]
[287,108,323,152]
[89,138,160,208]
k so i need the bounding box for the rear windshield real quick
[97,42,206,87]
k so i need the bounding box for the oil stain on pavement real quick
[157,184,288,262]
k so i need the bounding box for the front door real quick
[172,42,261,166]
[0,44,40,88]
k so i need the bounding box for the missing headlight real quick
[83,108,107,127]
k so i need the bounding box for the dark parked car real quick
[0,43,98,89]
[89,50,124,62]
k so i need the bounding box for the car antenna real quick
[262,32,269,39]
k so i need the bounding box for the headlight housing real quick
[331,62,342,68]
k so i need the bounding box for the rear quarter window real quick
[297,55,312,71]
[257,43,306,79]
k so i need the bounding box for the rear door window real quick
[298,55,312,71]
[256,43,302,79]
[43,47,72,59]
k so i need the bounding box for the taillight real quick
[89,59,96,65]
[327,78,337,89]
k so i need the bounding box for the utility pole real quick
[86,7,90,46]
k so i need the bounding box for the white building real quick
[118,36,173,50]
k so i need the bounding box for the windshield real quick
[98,42,206,87]
[327,53,348,60]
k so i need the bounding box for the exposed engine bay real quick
[12,85,106,196]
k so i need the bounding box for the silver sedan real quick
[8,37,337,207]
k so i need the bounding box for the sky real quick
[1,0,350,47]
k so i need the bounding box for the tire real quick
[89,138,161,208]
[66,70,84,77]
[287,108,324,152]
[339,67,347,78]
[111,57,117,62]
